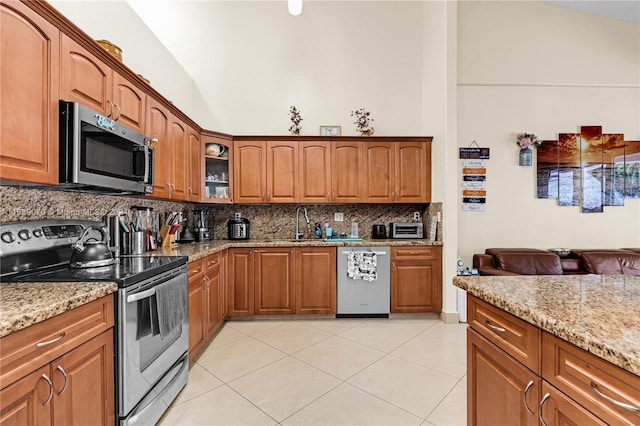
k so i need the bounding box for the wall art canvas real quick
[558,133,581,207]
[602,134,625,206]
[580,126,603,213]
[536,140,559,199]
[626,140,640,198]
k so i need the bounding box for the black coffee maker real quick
[227,213,250,240]
[193,209,212,242]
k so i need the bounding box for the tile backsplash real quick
[0,186,443,242]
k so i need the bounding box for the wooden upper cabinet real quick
[146,97,172,199]
[332,142,364,202]
[61,34,111,114]
[267,141,297,203]
[0,1,60,185]
[363,142,394,202]
[112,72,145,132]
[299,141,331,203]
[61,35,145,133]
[170,118,188,200]
[233,141,267,203]
[396,141,430,202]
[187,128,201,201]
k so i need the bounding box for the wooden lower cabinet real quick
[254,248,295,315]
[390,246,442,313]
[228,247,337,317]
[228,248,255,316]
[539,382,606,426]
[188,251,227,361]
[188,259,206,361]
[0,296,115,426]
[467,328,540,426]
[295,247,336,315]
[467,294,640,426]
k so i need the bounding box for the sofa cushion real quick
[580,252,640,275]
[494,252,563,275]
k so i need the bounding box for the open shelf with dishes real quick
[202,134,232,203]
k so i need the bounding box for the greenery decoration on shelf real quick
[351,108,375,136]
[289,106,302,135]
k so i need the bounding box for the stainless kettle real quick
[70,225,115,268]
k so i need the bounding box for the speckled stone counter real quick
[149,238,442,262]
[0,281,117,337]
[453,274,640,377]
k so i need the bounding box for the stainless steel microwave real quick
[390,222,424,239]
[59,100,154,194]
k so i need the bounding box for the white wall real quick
[127,0,426,137]
[48,0,214,125]
[457,1,640,265]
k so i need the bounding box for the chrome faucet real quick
[295,206,310,240]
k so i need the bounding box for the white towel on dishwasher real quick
[347,250,378,281]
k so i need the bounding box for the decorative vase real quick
[519,147,532,166]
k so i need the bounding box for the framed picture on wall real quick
[320,125,341,136]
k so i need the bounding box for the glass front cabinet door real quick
[202,134,233,203]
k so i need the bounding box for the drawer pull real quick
[523,380,535,415]
[538,392,550,426]
[40,374,53,406]
[485,320,506,333]
[36,332,66,348]
[56,365,68,396]
[591,381,640,413]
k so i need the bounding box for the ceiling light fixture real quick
[288,0,302,16]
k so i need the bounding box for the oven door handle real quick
[126,288,156,303]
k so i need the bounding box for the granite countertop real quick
[0,281,117,337]
[149,238,442,262]
[453,274,640,378]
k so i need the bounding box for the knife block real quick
[160,225,176,247]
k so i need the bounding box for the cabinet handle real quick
[40,374,53,406]
[113,103,122,121]
[56,365,68,396]
[484,320,506,333]
[523,380,535,416]
[204,276,210,289]
[591,381,640,412]
[36,332,66,348]
[106,100,114,118]
[392,261,395,272]
[188,187,193,196]
[191,268,201,274]
[538,392,550,426]
[408,251,420,255]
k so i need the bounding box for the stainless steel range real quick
[0,220,189,426]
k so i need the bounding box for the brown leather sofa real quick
[473,248,640,276]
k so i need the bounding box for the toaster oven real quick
[389,222,424,239]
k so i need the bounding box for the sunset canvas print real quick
[580,126,603,213]
[602,134,625,206]
[536,126,638,212]
[558,133,581,207]
[536,140,559,199]
[626,140,640,198]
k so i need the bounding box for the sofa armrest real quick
[473,254,495,269]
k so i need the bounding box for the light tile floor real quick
[159,318,467,426]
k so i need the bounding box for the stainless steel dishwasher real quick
[336,246,390,317]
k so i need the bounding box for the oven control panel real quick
[0,220,103,257]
